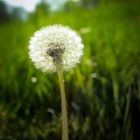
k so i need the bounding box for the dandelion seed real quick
[31,76,37,83]
[80,27,91,34]
[91,73,97,78]
[47,108,55,114]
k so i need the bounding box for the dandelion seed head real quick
[29,25,84,72]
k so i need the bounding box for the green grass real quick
[0,2,140,140]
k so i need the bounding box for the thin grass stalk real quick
[112,75,120,117]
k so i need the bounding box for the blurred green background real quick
[0,0,140,139]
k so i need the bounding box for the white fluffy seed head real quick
[29,25,84,72]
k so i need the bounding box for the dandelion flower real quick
[28,25,84,140]
[29,25,84,72]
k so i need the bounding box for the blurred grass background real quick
[0,0,140,139]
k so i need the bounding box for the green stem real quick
[56,64,69,140]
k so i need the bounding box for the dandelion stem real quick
[56,63,69,140]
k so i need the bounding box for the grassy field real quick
[0,2,140,140]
